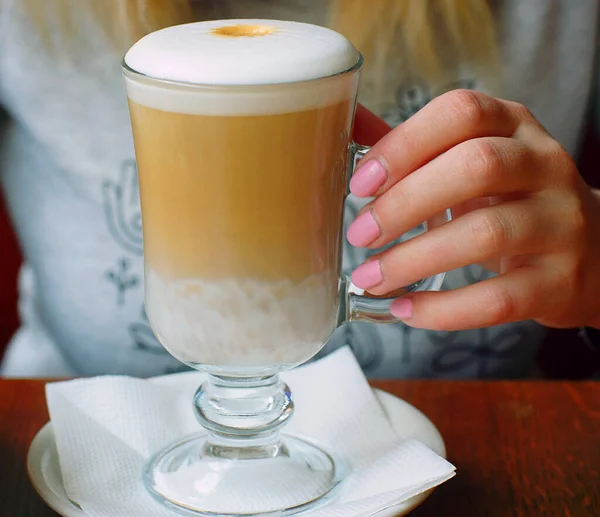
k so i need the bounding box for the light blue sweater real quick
[1,0,598,377]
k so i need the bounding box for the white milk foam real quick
[145,268,339,369]
[124,19,360,115]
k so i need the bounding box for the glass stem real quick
[194,374,294,455]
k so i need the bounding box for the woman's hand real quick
[349,90,600,331]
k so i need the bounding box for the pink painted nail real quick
[390,298,414,319]
[350,159,387,197]
[347,211,380,247]
[351,260,383,290]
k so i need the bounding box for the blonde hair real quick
[23,0,193,52]
[330,0,498,96]
[24,0,497,97]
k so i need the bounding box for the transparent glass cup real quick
[123,55,448,516]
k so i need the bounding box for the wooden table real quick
[1,379,598,516]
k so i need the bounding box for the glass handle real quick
[339,143,449,325]
[350,142,371,186]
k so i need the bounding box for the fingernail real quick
[390,298,413,319]
[350,159,387,197]
[347,211,380,247]
[351,260,383,289]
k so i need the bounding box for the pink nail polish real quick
[350,160,387,197]
[390,298,413,319]
[351,260,383,289]
[347,211,380,247]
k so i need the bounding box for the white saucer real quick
[28,388,446,517]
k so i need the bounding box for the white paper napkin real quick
[46,347,455,517]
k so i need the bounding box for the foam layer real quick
[125,20,359,85]
[123,20,361,116]
[145,268,338,369]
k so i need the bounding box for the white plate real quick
[28,388,446,517]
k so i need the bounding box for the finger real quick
[351,199,555,295]
[347,137,536,249]
[349,90,520,198]
[511,112,578,190]
[388,267,553,330]
[503,100,553,142]
[353,103,392,146]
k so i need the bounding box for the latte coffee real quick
[124,20,361,371]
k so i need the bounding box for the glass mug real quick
[124,50,448,516]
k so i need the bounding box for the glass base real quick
[144,432,346,516]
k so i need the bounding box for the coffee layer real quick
[130,99,352,281]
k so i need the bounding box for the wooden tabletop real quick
[1,379,598,516]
